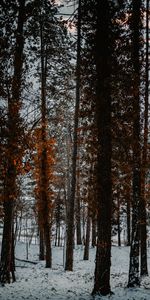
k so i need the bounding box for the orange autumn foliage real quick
[32,128,56,219]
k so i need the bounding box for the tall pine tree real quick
[92,0,113,296]
[0,0,26,284]
[128,0,142,287]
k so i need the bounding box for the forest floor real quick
[0,241,150,300]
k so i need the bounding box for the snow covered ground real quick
[0,242,150,300]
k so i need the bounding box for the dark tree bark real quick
[0,0,25,284]
[0,199,15,283]
[92,0,112,296]
[83,211,91,260]
[76,197,82,245]
[76,167,82,245]
[92,216,96,248]
[140,0,149,277]
[10,226,16,282]
[65,0,81,271]
[128,0,142,287]
[40,21,52,268]
[117,197,121,247]
[127,197,131,246]
[55,188,62,247]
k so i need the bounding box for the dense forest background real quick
[0,0,150,297]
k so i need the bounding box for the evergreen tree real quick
[0,0,26,284]
[128,0,143,287]
[140,0,149,277]
[65,0,81,271]
[92,0,113,296]
[24,0,74,266]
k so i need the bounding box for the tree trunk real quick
[43,223,52,268]
[0,199,14,283]
[39,228,45,260]
[92,0,112,296]
[18,211,23,242]
[117,197,121,247]
[76,152,82,246]
[82,200,86,245]
[76,177,82,245]
[0,0,25,284]
[83,212,91,260]
[65,0,81,271]
[141,0,149,275]
[127,197,131,246]
[92,216,96,248]
[140,0,149,277]
[10,225,16,282]
[39,20,52,268]
[128,0,142,287]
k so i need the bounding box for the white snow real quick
[0,242,150,300]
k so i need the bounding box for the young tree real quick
[65,0,81,271]
[33,129,56,267]
[39,12,52,268]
